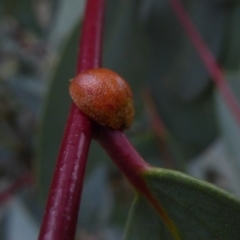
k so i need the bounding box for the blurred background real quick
[0,0,240,239]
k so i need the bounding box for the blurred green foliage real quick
[1,0,240,239]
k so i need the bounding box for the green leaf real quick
[143,1,228,158]
[145,1,226,99]
[125,168,240,239]
[170,1,226,100]
[48,0,85,50]
[103,0,151,116]
[220,4,240,70]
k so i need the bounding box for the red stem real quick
[142,89,174,169]
[168,0,240,125]
[38,0,105,239]
[95,127,181,240]
[95,127,151,187]
[0,173,33,203]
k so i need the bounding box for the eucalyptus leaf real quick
[125,168,240,240]
[48,0,85,51]
[169,0,225,100]
[103,0,151,116]
[143,0,227,158]
[145,0,225,99]
[220,4,240,70]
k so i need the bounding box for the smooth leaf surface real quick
[221,4,240,70]
[125,168,240,240]
[103,0,151,116]
[48,0,85,50]
[169,1,226,100]
[137,0,226,158]
[145,0,225,99]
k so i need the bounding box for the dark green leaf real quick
[143,1,227,158]
[103,0,151,116]
[125,168,240,239]
[220,5,240,69]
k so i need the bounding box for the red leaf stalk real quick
[38,0,105,239]
[95,128,181,240]
[0,173,33,203]
[95,128,151,185]
[168,0,240,125]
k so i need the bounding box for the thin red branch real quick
[95,128,151,185]
[38,0,105,239]
[142,89,174,169]
[0,173,34,204]
[95,127,181,240]
[168,0,240,125]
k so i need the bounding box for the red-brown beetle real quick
[69,68,134,129]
